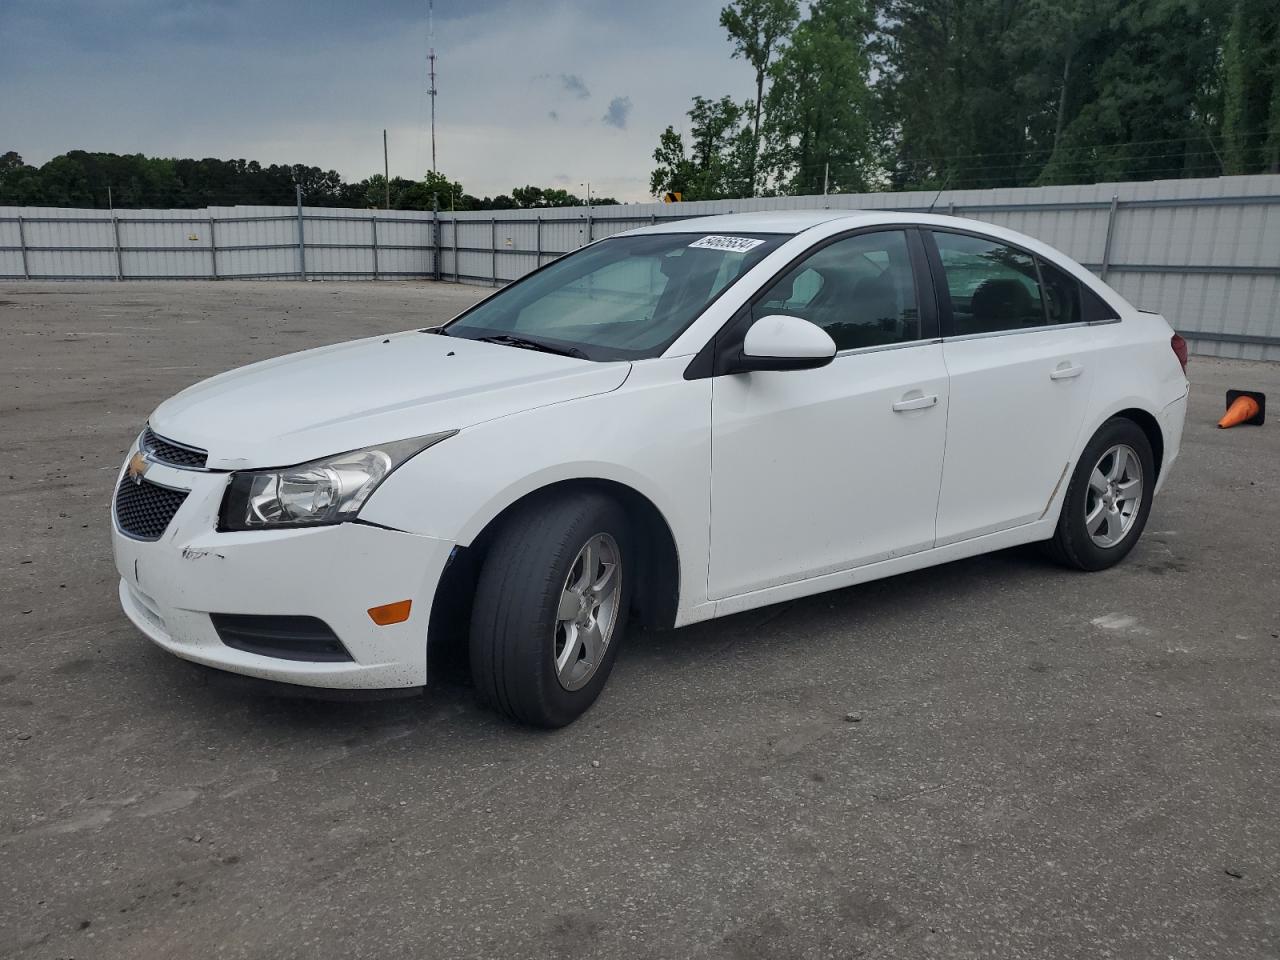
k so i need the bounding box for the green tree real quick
[650,126,698,198]
[1222,0,1280,174]
[875,0,1041,189]
[1038,0,1227,184]
[649,96,756,199]
[0,152,43,205]
[762,0,875,194]
[720,0,800,189]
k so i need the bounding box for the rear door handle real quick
[1050,362,1084,380]
[892,393,939,412]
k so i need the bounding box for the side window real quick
[932,232,1045,335]
[752,231,920,350]
[1037,257,1082,325]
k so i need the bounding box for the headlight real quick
[218,432,456,531]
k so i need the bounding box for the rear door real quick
[926,229,1100,545]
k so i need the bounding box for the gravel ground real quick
[1,281,1277,960]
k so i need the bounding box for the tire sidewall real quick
[1058,418,1156,570]
[474,494,633,728]
[535,501,631,726]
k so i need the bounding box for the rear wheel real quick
[1044,417,1155,571]
[469,493,631,727]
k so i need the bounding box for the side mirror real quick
[733,315,837,372]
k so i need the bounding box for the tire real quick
[469,492,632,728]
[1044,417,1156,571]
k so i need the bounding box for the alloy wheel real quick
[553,533,622,691]
[1085,443,1144,548]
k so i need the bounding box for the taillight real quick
[1170,333,1188,372]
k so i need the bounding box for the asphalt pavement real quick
[1,281,1277,959]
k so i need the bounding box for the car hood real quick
[149,331,631,469]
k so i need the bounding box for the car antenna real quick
[926,172,954,215]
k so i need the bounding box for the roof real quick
[622,209,884,236]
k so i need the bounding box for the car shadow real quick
[150,542,1075,740]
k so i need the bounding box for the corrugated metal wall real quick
[3,173,1278,359]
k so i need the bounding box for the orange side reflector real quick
[368,599,412,625]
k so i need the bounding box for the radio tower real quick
[428,0,438,173]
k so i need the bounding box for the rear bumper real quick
[1154,390,1188,495]
[112,459,456,689]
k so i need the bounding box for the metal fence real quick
[3,175,1279,360]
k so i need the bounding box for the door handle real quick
[1050,362,1084,380]
[892,393,938,412]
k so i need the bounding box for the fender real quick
[360,357,715,617]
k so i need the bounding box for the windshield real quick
[443,232,787,360]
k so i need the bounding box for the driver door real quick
[708,228,949,600]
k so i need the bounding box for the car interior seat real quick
[967,278,1039,334]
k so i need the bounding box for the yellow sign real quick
[663,192,682,204]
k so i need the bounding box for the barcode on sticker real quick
[688,235,765,253]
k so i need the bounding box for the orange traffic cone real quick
[1218,389,1266,428]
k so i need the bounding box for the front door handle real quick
[892,393,939,412]
[1050,362,1084,380]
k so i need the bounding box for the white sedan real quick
[111,211,1189,726]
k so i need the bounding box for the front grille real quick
[141,427,208,470]
[210,614,354,662]
[115,476,188,540]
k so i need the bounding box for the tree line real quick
[651,0,1280,200]
[0,151,619,211]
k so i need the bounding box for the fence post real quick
[110,215,122,281]
[1100,194,1120,282]
[946,202,956,217]
[208,217,218,279]
[535,216,542,265]
[295,184,307,280]
[17,215,29,280]
[371,216,379,280]
[585,208,592,244]
[491,218,497,286]
[650,213,656,226]
[432,199,441,281]
[452,217,459,282]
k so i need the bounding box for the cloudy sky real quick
[0,0,755,202]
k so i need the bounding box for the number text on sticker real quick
[688,235,766,253]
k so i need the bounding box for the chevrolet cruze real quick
[112,211,1189,726]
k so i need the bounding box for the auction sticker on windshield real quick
[688,235,766,253]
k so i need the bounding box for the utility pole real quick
[383,129,390,210]
[428,0,438,173]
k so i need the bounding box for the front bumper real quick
[111,458,455,690]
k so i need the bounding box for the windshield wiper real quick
[477,334,589,359]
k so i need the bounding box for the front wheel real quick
[469,493,631,727]
[1044,417,1156,571]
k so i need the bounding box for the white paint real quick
[111,210,1190,694]
[742,315,837,360]
[1092,614,1138,630]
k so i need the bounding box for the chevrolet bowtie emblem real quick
[127,450,150,485]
